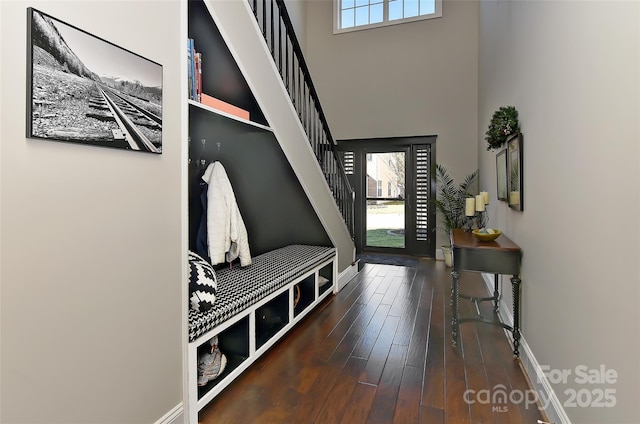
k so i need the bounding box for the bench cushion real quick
[188,244,335,342]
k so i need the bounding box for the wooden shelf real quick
[188,99,272,132]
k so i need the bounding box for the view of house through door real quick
[366,151,406,249]
[337,136,436,258]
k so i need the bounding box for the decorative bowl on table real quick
[472,228,502,242]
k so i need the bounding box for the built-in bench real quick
[187,244,336,424]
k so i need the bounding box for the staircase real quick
[247,0,354,237]
[202,0,355,272]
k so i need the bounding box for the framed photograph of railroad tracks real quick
[26,8,163,154]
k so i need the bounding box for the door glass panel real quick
[365,151,405,248]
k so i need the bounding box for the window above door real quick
[334,0,442,34]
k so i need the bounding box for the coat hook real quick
[216,142,221,152]
[196,138,206,169]
[188,137,191,164]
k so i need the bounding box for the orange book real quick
[201,94,250,120]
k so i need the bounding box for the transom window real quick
[334,0,442,34]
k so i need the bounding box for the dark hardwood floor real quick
[199,259,545,423]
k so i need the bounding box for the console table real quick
[450,229,522,357]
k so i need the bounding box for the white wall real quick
[0,1,184,423]
[284,0,307,48]
[479,1,640,422]
[304,0,479,252]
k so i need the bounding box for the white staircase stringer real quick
[202,0,355,274]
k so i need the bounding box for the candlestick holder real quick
[463,193,490,232]
[464,215,475,232]
[476,210,489,229]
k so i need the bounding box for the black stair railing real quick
[248,0,355,238]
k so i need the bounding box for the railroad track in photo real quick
[30,63,162,153]
[92,85,162,153]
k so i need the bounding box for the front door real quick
[338,137,436,257]
[365,150,407,250]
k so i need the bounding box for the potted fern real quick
[432,164,479,266]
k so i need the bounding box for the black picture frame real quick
[507,133,523,211]
[496,148,507,201]
[26,8,163,153]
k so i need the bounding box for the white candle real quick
[481,191,489,205]
[475,194,485,212]
[465,197,476,216]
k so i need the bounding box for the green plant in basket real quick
[432,164,479,236]
[431,164,478,266]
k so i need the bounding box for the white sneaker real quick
[197,337,227,386]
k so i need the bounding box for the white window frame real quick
[333,0,442,34]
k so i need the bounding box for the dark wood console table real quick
[450,229,522,357]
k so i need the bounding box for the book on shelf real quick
[187,38,193,100]
[200,94,250,121]
[187,38,200,101]
[191,39,196,101]
[195,52,202,102]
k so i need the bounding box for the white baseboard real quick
[480,273,572,424]
[338,261,358,291]
[435,248,444,261]
[154,403,183,424]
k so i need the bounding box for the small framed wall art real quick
[26,8,163,153]
[496,148,507,201]
[507,133,523,211]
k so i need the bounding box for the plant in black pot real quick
[432,164,479,266]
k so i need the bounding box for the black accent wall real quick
[189,105,331,258]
